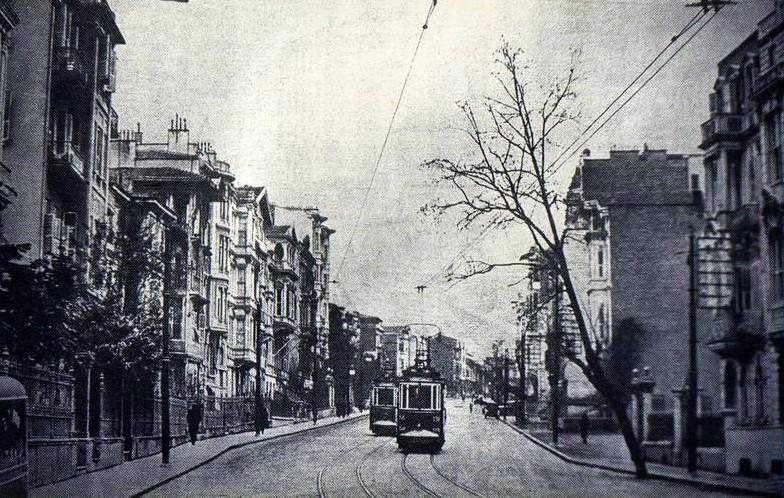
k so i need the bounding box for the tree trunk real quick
[605,386,648,477]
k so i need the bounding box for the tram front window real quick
[375,388,395,406]
[403,384,435,409]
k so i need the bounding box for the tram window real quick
[0,401,25,468]
[375,388,395,406]
[402,383,434,409]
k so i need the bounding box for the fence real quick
[203,396,255,436]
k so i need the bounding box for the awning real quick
[0,376,26,402]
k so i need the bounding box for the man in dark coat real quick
[257,402,269,435]
[187,403,202,445]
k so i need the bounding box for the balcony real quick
[700,113,745,148]
[234,294,253,309]
[49,141,86,182]
[707,309,765,362]
[273,314,297,332]
[727,202,759,233]
[231,346,256,366]
[53,46,89,89]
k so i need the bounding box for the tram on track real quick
[396,346,446,452]
[369,372,398,436]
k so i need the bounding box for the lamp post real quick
[629,367,656,444]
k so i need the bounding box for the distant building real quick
[382,325,417,377]
[429,333,464,394]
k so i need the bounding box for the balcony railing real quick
[230,346,256,365]
[700,113,745,146]
[50,140,86,181]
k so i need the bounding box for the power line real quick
[333,0,438,283]
[548,7,721,177]
[546,9,706,172]
[418,8,721,288]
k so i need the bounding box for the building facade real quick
[699,0,784,475]
[4,0,123,264]
[564,148,721,466]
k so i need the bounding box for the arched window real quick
[724,361,738,409]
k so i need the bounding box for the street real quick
[147,401,736,497]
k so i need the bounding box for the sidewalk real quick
[32,412,368,498]
[504,421,783,497]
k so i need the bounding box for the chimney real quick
[133,122,143,144]
[167,114,190,154]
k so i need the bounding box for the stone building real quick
[698,0,784,475]
[564,148,721,465]
[3,0,123,263]
[111,118,232,401]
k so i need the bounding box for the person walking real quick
[469,401,473,414]
[257,402,269,435]
[580,412,590,445]
[187,403,202,445]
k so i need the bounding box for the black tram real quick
[396,350,446,452]
[369,372,397,436]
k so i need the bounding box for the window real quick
[735,266,752,312]
[766,113,782,183]
[3,89,11,144]
[770,228,784,302]
[219,201,228,221]
[374,387,395,406]
[690,174,700,192]
[707,159,719,212]
[237,317,246,347]
[275,286,284,317]
[218,235,229,272]
[400,383,439,410]
[729,153,742,209]
[94,125,105,183]
[237,266,246,296]
[754,358,767,421]
[597,246,605,278]
[238,217,247,246]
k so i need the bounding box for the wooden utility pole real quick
[552,274,562,447]
[686,228,698,472]
[161,231,172,464]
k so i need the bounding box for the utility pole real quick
[312,290,319,424]
[503,348,510,421]
[518,331,526,427]
[160,231,172,464]
[254,302,263,436]
[686,227,698,472]
[551,274,562,447]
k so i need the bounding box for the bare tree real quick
[421,42,648,477]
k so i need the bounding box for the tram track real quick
[317,437,389,498]
[400,452,488,498]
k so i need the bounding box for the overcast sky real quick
[110,0,772,357]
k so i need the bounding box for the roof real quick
[136,150,197,161]
[578,149,694,207]
[0,376,26,401]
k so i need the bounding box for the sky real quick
[110,0,773,358]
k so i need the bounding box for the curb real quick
[130,413,369,497]
[500,420,779,497]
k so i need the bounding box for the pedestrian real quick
[187,403,201,445]
[482,406,487,419]
[580,412,590,444]
[257,402,269,435]
[469,402,473,414]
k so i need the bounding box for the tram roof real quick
[0,376,26,401]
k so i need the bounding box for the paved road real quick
[148,401,736,497]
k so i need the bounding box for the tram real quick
[396,347,446,452]
[369,371,397,436]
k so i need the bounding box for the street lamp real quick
[629,367,656,444]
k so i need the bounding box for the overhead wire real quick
[333,0,438,284]
[416,6,721,289]
[547,8,722,177]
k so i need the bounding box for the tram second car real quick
[369,380,397,436]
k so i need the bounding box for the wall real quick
[608,203,722,410]
[3,0,53,257]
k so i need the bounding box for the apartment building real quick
[4,0,123,263]
[698,0,784,475]
[110,118,231,400]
